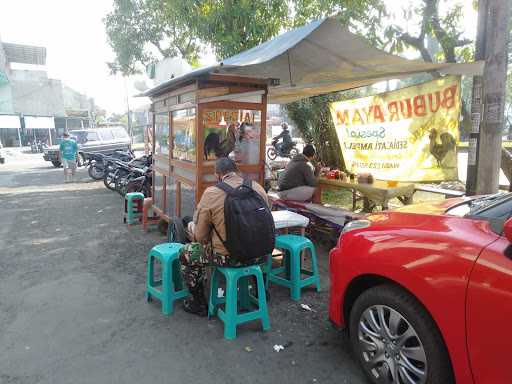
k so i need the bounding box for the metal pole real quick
[17,126,21,147]
[124,76,132,143]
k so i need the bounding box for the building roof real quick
[142,17,483,104]
[3,43,46,65]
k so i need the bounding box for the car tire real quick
[51,161,62,168]
[349,285,454,384]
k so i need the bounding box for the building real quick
[0,37,95,147]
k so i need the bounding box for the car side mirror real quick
[503,218,512,243]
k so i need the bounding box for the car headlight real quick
[341,219,371,235]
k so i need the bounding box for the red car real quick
[329,193,512,384]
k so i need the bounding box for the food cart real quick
[145,73,268,221]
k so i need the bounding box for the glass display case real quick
[172,108,196,162]
[148,74,268,222]
[154,112,169,156]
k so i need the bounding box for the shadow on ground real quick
[0,168,366,384]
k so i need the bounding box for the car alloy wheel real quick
[358,305,427,384]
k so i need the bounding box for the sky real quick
[0,0,154,114]
[0,0,477,115]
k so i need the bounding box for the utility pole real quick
[467,0,511,194]
[465,0,487,196]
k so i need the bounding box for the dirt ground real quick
[0,150,367,384]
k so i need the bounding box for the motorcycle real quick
[103,153,152,193]
[84,150,134,181]
[125,166,153,197]
[266,139,298,160]
[30,140,46,153]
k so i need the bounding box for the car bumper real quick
[43,152,59,161]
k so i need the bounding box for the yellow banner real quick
[330,76,461,182]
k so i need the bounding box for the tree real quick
[383,0,475,137]
[104,0,201,74]
[105,0,479,168]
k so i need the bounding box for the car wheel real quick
[51,161,62,168]
[349,285,453,384]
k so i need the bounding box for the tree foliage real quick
[105,0,483,167]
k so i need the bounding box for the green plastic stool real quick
[208,265,270,340]
[125,192,145,225]
[266,234,321,301]
[146,243,188,315]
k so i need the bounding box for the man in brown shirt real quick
[179,157,269,316]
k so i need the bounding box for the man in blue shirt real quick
[59,132,79,183]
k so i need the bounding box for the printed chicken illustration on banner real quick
[330,76,461,181]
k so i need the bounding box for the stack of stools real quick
[146,243,189,315]
[208,265,270,340]
[124,192,145,226]
[266,234,321,301]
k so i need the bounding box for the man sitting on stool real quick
[277,144,320,202]
[180,157,269,316]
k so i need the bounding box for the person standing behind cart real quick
[277,144,320,201]
[59,132,79,183]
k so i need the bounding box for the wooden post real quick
[475,0,511,194]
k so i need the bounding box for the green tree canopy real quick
[105,0,481,167]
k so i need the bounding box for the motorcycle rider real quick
[272,122,293,155]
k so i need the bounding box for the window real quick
[155,113,170,156]
[202,109,261,165]
[448,193,512,234]
[172,108,196,162]
[112,128,129,139]
[100,130,114,140]
[86,131,99,142]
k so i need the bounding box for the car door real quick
[467,234,512,383]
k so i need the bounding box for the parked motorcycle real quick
[84,150,134,181]
[123,165,153,197]
[30,140,47,154]
[266,139,298,160]
[103,153,152,193]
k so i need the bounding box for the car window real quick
[112,128,129,139]
[86,131,99,142]
[100,129,115,141]
[69,130,87,144]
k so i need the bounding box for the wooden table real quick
[313,178,415,211]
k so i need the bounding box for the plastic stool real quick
[142,198,160,231]
[208,265,270,340]
[266,234,321,301]
[146,243,188,315]
[124,192,145,225]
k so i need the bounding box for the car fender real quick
[330,214,499,384]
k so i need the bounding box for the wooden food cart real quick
[145,73,268,222]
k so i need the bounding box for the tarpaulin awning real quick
[142,17,483,104]
[24,116,55,129]
[0,114,20,129]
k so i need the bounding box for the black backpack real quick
[213,179,275,263]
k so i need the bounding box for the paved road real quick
[0,152,366,384]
